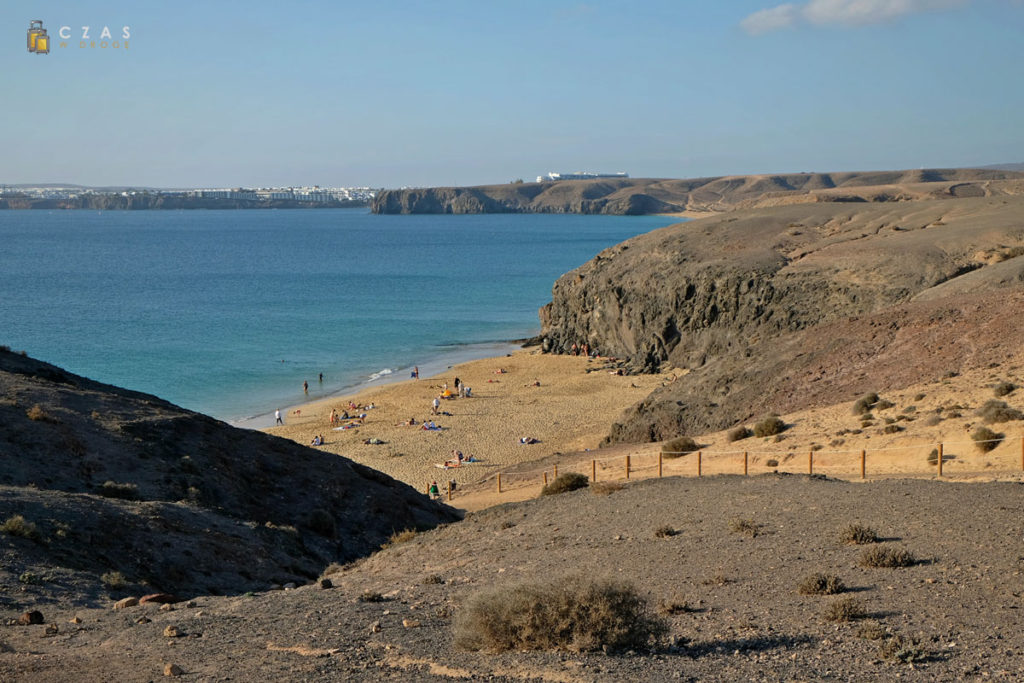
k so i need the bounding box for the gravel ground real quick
[3,473,1024,681]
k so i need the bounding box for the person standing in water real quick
[303,380,309,394]
[275,409,283,425]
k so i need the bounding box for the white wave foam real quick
[367,368,395,382]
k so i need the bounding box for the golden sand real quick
[267,347,1024,511]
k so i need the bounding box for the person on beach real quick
[275,409,283,425]
[319,372,323,383]
[428,481,440,500]
[303,380,309,394]
[432,396,441,414]
[329,408,337,426]
[454,377,461,391]
[413,366,419,379]
[571,342,578,356]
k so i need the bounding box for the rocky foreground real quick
[0,349,457,604]
[3,475,1023,681]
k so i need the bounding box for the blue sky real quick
[2,0,1021,188]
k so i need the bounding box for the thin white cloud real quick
[742,0,968,34]
[740,4,800,34]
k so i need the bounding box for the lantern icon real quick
[27,20,49,54]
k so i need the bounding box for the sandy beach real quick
[264,348,675,497]
[267,345,1024,511]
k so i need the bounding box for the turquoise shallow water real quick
[0,209,676,424]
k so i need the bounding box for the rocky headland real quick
[372,168,1024,215]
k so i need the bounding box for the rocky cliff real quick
[372,168,1024,215]
[0,349,457,602]
[538,196,1024,442]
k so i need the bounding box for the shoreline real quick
[232,340,527,430]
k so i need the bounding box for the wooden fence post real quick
[1020,436,1023,472]
[543,471,548,486]
[496,472,502,493]
[937,443,943,477]
[697,451,702,477]
[860,449,866,479]
[743,451,748,476]
[808,450,813,476]
[553,464,558,480]
[658,452,663,477]
[625,455,631,480]
[592,459,596,482]
[447,480,452,501]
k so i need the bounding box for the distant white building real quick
[535,171,629,183]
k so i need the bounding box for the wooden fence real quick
[442,434,1024,501]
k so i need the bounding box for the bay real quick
[0,209,677,424]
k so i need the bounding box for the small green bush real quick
[839,523,878,545]
[753,415,786,437]
[726,426,752,442]
[19,571,42,585]
[878,635,928,662]
[994,382,1017,397]
[661,436,698,458]
[454,575,667,653]
[823,596,866,622]
[977,400,1023,424]
[972,426,1003,452]
[729,518,762,537]
[859,545,916,568]
[101,571,127,590]
[541,472,590,496]
[1,515,40,541]
[798,573,846,595]
[852,393,879,415]
[98,481,140,500]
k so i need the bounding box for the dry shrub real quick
[661,436,697,458]
[859,545,916,568]
[994,381,1017,397]
[857,622,889,640]
[422,574,444,585]
[386,529,417,546]
[98,481,140,500]
[359,590,386,603]
[754,415,786,437]
[729,518,762,537]
[541,472,590,496]
[852,393,879,415]
[839,523,878,545]
[927,448,940,464]
[878,634,928,662]
[321,563,345,578]
[798,573,846,595]
[454,576,666,653]
[914,393,926,401]
[977,400,1023,424]
[590,481,624,496]
[653,525,678,538]
[26,404,54,422]
[1,514,40,541]
[923,414,942,427]
[972,426,1003,452]
[882,424,903,434]
[764,459,779,468]
[875,399,895,410]
[727,426,752,442]
[658,598,693,615]
[823,596,866,622]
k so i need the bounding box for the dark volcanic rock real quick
[0,350,458,603]
[538,196,1024,442]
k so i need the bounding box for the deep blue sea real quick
[0,209,676,425]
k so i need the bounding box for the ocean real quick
[0,209,676,425]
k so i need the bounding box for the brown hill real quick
[537,196,1024,442]
[371,168,1024,215]
[0,349,457,603]
[4,474,1024,680]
